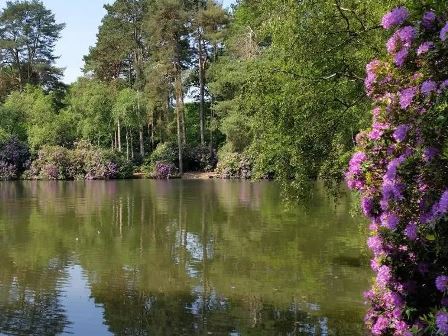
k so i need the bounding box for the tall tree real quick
[0,0,65,93]
[64,78,117,147]
[146,0,191,174]
[192,0,228,146]
[84,0,147,87]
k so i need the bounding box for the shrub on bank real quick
[215,147,252,179]
[143,142,217,177]
[25,141,133,180]
[153,161,178,179]
[0,137,30,180]
[184,145,217,172]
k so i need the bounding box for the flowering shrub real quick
[27,141,133,180]
[0,137,30,180]
[348,7,448,335]
[153,161,177,179]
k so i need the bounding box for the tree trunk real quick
[139,127,145,157]
[126,128,130,161]
[148,122,154,150]
[198,31,206,146]
[117,120,122,152]
[130,131,134,160]
[179,81,187,145]
[174,72,184,174]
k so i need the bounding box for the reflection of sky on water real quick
[61,265,110,335]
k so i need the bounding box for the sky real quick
[33,0,236,84]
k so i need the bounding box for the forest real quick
[0,0,425,189]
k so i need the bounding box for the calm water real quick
[0,180,370,336]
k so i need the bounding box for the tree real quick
[83,0,147,87]
[113,88,146,160]
[0,0,65,93]
[64,78,117,147]
[191,0,229,146]
[145,0,191,174]
[3,85,73,149]
[209,0,403,194]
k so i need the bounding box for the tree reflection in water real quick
[0,180,370,335]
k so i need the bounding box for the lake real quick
[0,180,370,335]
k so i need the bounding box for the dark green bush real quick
[0,137,30,180]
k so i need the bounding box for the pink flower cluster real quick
[350,7,448,336]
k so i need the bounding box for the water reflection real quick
[0,180,370,335]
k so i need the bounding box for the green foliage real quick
[208,0,408,191]
[0,0,65,95]
[64,79,116,146]
[215,144,252,179]
[113,88,146,128]
[3,86,74,150]
[83,0,147,84]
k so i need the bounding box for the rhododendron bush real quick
[347,6,448,336]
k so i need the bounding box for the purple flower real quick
[366,59,381,73]
[372,107,381,119]
[421,80,437,95]
[372,315,389,335]
[348,151,366,174]
[369,122,389,140]
[397,26,416,45]
[387,34,400,54]
[368,235,383,255]
[440,80,448,91]
[365,60,383,95]
[381,212,399,230]
[361,197,375,218]
[385,154,408,180]
[382,7,409,29]
[394,48,409,67]
[393,124,409,142]
[405,222,418,240]
[423,147,439,162]
[439,191,448,214]
[382,180,403,202]
[387,26,416,67]
[371,258,380,271]
[383,290,404,308]
[377,265,392,287]
[436,275,448,292]
[441,22,448,41]
[399,87,417,109]
[436,311,448,334]
[395,320,411,335]
[363,289,375,301]
[417,41,434,55]
[422,11,437,29]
